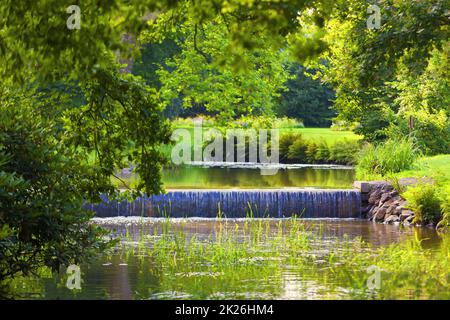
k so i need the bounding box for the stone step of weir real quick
[86,189,362,218]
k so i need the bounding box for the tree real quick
[317,0,449,144]
[0,1,172,289]
[0,93,111,289]
[154,16,291,121]
[276,64,336,127]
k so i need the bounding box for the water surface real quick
[15,218,446,300]
[162,165,355,189]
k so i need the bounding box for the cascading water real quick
[87,189,361,218]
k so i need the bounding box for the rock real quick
[368,189,382,205]
[379,193,391,205]
[404,214,415,223]
[381,184,394,192]
[353,181,371,193]
[367,206,378,219]
[400,210,414,221]
[389,190,399,197]
[386,205,396,216]
[374,207,387,221]
[384,215,400,224]
[380,199,395,208]
[394,206,403,216]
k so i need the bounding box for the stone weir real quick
[86,189,362,218]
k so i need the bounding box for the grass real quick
[357,154,450,184]
[125,218,450,299]
[394,155,450,183]
[358,153,450,226]
[279,127,361,144]
[9,217,450,299]
[173,125,361,145]
[356,138,419,178]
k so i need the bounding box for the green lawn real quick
[279,127,361,144]
[395,154,450,184]
[175,125,361,145]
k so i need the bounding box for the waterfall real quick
[87,189,361,218]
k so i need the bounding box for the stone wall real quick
[353,181,415,225]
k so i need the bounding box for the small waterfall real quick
[87,189,361,218]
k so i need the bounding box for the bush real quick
[328,139,360,165]
[389,110,450,156]
[356,138,419,177]
[279,133,302,163]
[0,101,112,288]
[287,138,309,163]
[305,142,318,163]
[314,140,330,164]
[272,117,304,129]
[403,183,443,225]
[437,185,450,229]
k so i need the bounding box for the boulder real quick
[368,206,378,219]
[389,190,399,198]
[386,205,396,216]
[400,210,414,222]
[374,207,387,221]
[384,215,400,224]
[379,193,392,205]
[368,189,383,205]
[404,214,415,223]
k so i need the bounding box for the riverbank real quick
[354,154,450,228]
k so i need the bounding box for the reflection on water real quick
[162,166,355,189]
[14,218,447,300]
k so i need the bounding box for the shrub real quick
[328,139,360,165]
[287,138,309,163]
[0,102,112,287]
[403,183,442,225]
[437,185,450,229]
[314,140,330,163]
[356,138,419,177]
[272,117,304,129]
[279,133,302,163]
[387,110,450,156]
[305,142,318,164]
[330,119,359,131]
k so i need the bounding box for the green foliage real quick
[437,185,450,229]
[287,138,309,163]
[403,184,443,225]
[276,64,336,127]
[388,45,450,155]
[279,133,301,163]
[305,142,318,163]
[0,100,112,285]
[280,133,359,165]
[315,140,331,163]
[356,138,419,177]
[156,16,290,120]
[328,139,360,165]
[63,66,172,197]
[319,0,449,147]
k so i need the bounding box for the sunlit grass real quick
[118,218,450,299]
[7,217,450,299]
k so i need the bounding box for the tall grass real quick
[403,183,443,224]
[356,138,419,178]
[7,218,450,299]
[125,218,450,299]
